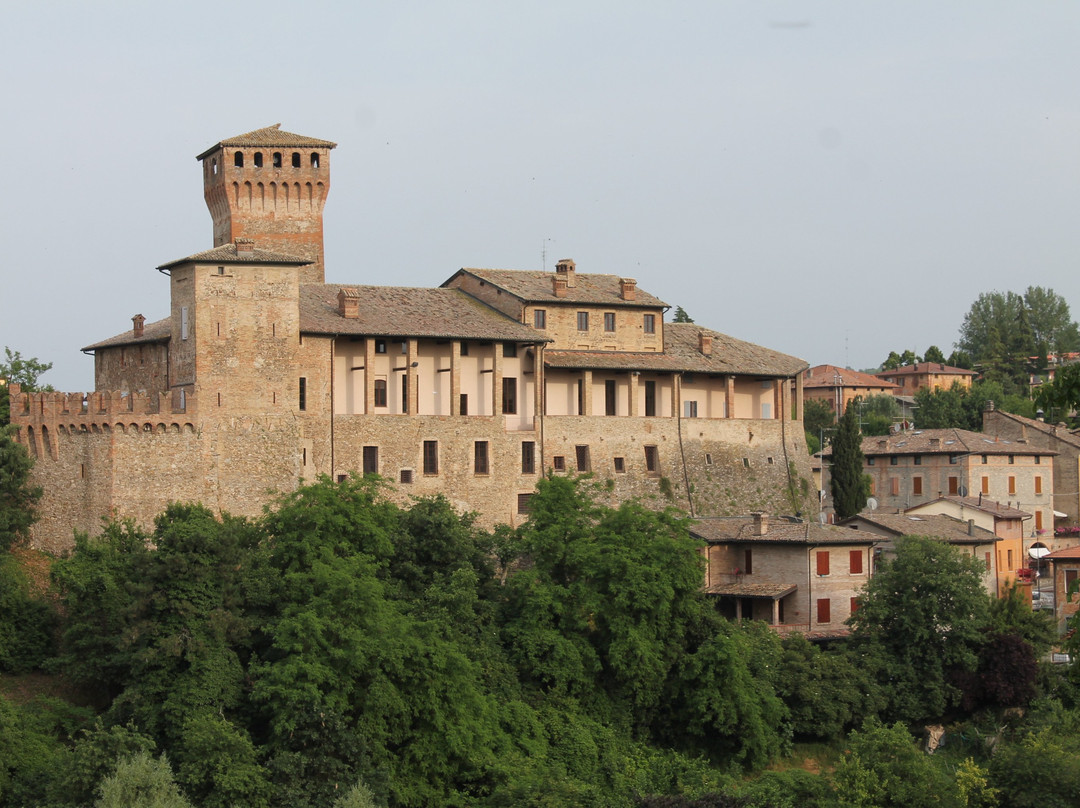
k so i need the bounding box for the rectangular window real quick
[985,552,991,572]
[913,477,923,495]
[423,440,439,475]
[949,477,959,495]
[1035,476,1043,495]
[982,476,989,495]
[474,441,489,475]
[613,456,625,473]
[459,393,468,415]
[604,312,616,332]
[575,445,591,472]
[1008,476,1016,495]
[401,375,409,413]
[643,313,656,334]
[949,455,959,465]
[761,402,771,419]
[577,311,589,331]
[684,401,698,418]
[605,380,616,416]
[890,478,899,496]
[982,454,988,464]
[889,456,898,466]
[399,469,414,484]
[181,306,189,340]
[503,342,517,358]
[374,379,387,407]
[914,456,922,466]
[644,380,656,416]
[1035,455,1041,465]
[816,551,830,576]
[534,309,547,329]
[460,341,469,356]
[817,598,832,624]
[705,453,713,465]
[375,339,387,354]
[400,341,408,354]
[1036,510,1043,530]
[521,441,536,474]
[744,549,753,575]
[577,379,585,415]
[362,446,378,476]
[298,377,307,411]
[502,377,518,415]
[517,493,534,514]
[850,550,863,574]
[1009,455,1015,465]
[644,445,659,474]
[553,455,566,471]
[1007,549,1014,570]
[868,458,875,466]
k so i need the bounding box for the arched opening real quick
[291,152,301,168]
[310,152,320,168]
[26,427,37,458]
[254,151,264,168]
[211,158,218,175]
[234,151,244,168]
[273,151,282,168]
[41,426,51,456]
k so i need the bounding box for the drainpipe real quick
[675,372,695,516]
[329,337,335,479]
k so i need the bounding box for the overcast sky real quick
[2,2,1078,391]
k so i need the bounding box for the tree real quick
[672,306,695,323]
[856,394,900,437]
[849,536,990,723]
[923,345,946,365]
[0,424,42,552]
[1,347,53,425]
[829,402,869,519]
[95,751,193,808]
[1023,285,1080,356]
[1035,362,1080,425]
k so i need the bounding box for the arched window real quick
[273,152,282,168]
[254,152,264,167]
[291,152,301,168]
[311,152,320,168]
[234,151,244,167]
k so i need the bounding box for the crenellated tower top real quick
[197,124,336,284]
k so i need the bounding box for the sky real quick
[1,2,1078,391]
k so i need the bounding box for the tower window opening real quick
[311,152,320,168]
[211,158,218,175]
[292,152,301,168]
[254,152,264,167]
[233,151,244,167]
[273,152,282,168]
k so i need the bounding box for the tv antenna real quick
[541,238,555,271]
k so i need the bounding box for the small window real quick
[644,380,656,417]
[298,378,307,411]
[181,306,189,340]
[577,312,589,331]
[374,379,388,407]
[605,379,617,416]
[743,458,750,468]
[400,341,408,354]
[914,456,922,465]
[604,312,616,332]
[273,152,282,167]
[890,456,898,466]
[643,313,656,334]
[375,339,387,354]
[423,440,439,475]
[521,441,536,474]
[684,401,698,418]
[460,341,469,356]
[459,394,468,415]
[704,453,713,465]
[292,152,301,167]
[982,454,988,464]
[254,152,264,167]
[949,455,960,465]
[949,477,959,495]
[517,493,534,514]
[362,446,378,476]
[575,445,591,472]
[502,377,518,415]
[613,456,625,473]
[1035,476,1043,495]
[850,550,863,574]
[985,552,991,572]
[337,474,348,483]
[534,309,547,329]
[553,455,566,472]
[890,478,899,495]
[816,551,830,576]
[1009,455,1015,465]
[474,441,489,475]
[400,469,414,484]
[913,477,923,495]
[982,476,989,494]
[868,458,875,466]
[1035,455,1041,465]
[503,342,518,358]
[817,598,831,624]
[311,152,320,168]
[744,548,753,575]
[644,445,659,474]
[234,151,244,167]
[1008,476,1016,495]
[1036,510,1043,530]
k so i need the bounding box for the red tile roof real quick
[196,124,336,160]
[447,268,668,308]
[803,364,898,391]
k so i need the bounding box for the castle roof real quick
[690,517,876,545]
[803,364,898,390]
[856,428,1056,458]
[544,323,807,377]
[839,512,999,545]
[157,242,313,269]
[445,268,668,308]
[299,284,547,343]
[83,316,171,351]
[196,124,337,160]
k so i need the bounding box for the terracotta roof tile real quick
[841,512,999,544]
[196,124,336,159]
[874,362,975,379]
[83,316,171,351]
[1046,545,1080,561]
[985,409,1080,450]
[803,364,898,391]
[158,242,311,269]
[448,268,668,308]
[690,516,876,545]
[855,428,1056,457]
[907,496,1029,520]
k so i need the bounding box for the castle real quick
[10,125,815,552]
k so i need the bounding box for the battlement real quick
[8,384,194,459]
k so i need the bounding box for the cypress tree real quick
[830,402,868,519]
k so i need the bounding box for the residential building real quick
[1044,545,1080,632]
[874,362,976,394]
[802,364,899,418]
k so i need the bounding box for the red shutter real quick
[849,550,863,574]
[817,598,831,624]
[816,551,830,576]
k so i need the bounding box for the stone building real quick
[802,364,899,418]
[9,124,815,552]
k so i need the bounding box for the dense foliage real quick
[828,403,869,520]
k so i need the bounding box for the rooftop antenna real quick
[541,238,555,271]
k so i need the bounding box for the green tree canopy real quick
[672,306,695,323]
[923,345,946,364]
[0,425,41,553]
[1,347,53,425]
[829,402,869,520]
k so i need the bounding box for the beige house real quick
[838,512,1001,597]
[9,124,816,552]
[802,364,899,419]
[874,362,976,394]
[692,513,878,638]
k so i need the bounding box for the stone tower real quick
[197,124,336,284]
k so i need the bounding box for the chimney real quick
[337,287,361,318]
[968,518,975,536]
[235,238,255,258]
[555,258,576,288]
[752,512,769,536]
[699,332,712,356]
[553,276,568,298]
[132,314,145,338]
[620,278,637,301]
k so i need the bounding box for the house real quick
[1044,545,1080,632]
[822,428,1056,541]
[982,403,1080,526]
[691,513,878,638]
[802,364,899,419]
[838,511,1001,597]
[903,496,1028,595]
[8,124,816,552]
[874,362,976,394]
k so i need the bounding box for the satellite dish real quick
[867,497,879,511]
[957,485,969,497]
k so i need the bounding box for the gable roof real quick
[840,512,999,545]
[1046,545,1080,561]
[544,323,807,377]
[906,496,1029,520]
[874,362,975,379]
[83,316,171,352]
[196,124,336,160]
[299,284,546,342]
[158,242,312,270]
[804,364,898,391]
[690,516,876,545]
[856,428,1056,458]
[446,268,668,308]
[984,408,1080,451]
